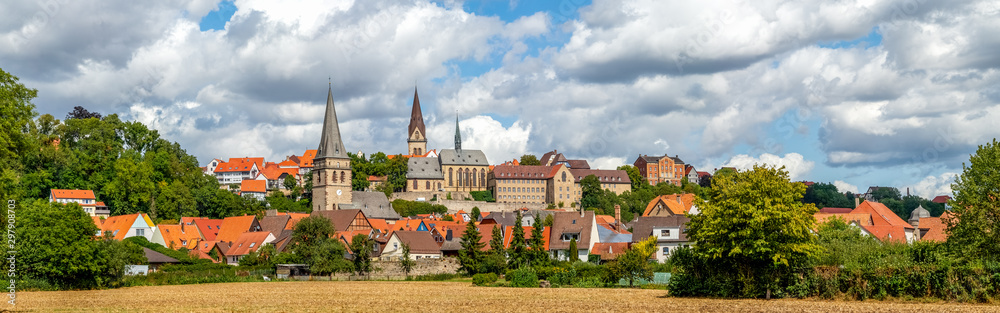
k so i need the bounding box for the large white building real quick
[50,189,109,217]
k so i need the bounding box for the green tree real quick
[288,215,350,275]
[0,68,38,200]
[528,217,548,266]
[580,175,602,209]
[802,182,853,209]
[605,236,657,287]
[103,156,156,216]
[154,180,197,221]
[870,187,902,202]
[458,220,485,274]
[239,244,277,267]
[350,234,374,276]
[283,175,297,191]
[946,139,1000,261]
[519,154,541,166]
[686,165,820,297]
[567,238,578,262]
[399,242,415,278]
[470,206,481,222]
[16,200,144,289]
[508,211,528,268]
[617,165,646,191]
[543,214,554,227]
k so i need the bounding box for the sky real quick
[3,0,998,199]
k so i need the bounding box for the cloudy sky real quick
[3,0,998,198]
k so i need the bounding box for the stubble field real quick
[17,281,1000,312]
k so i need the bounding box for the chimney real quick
[676,195,682,205]
[614,205,622,230]
[855,197,860,208]
[907,187,910,196]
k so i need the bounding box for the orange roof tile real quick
[198,240,219,254]
[918,217,948,242]
[226,231,273,256]
[217,215,258,244]
[91,216,103,229]
[214,157,263,173]
[368,218,391,234]
[592,242,629,261]
[193,219,223,241]
[501,226,550,250]
[277,159,299,167]
[852,201,913,229]
[50,189,96,200]
[100,213,151,240]
[157,224,202,250]
[643,194,694,216]
[860,225,910,243]
[814,213,873,227]
[241,180,267,193]
[596,215,616,224]
[259,162,299,180]
[281,213,310,230]
[298,150,317,168]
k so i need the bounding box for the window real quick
[413,180,418,190]
[660,229,670,237]
[426,181,430,189]
[249,242,256,248]
[662,247,670,255]
[560,233,580,241]
[394,243,399,250]
[135,229,144,236]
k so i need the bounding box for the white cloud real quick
[426,115,531,165]
[723,153,815,181]
[911,173,957,199]
[833,180,859,194]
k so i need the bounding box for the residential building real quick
[151,223,201,250]
[203,158,223,176]
[381,231,442,260]
[312,85,353,210]
[631,215,691,263]
[99,213,156,241]
[216,215,262,245]
[192,218,223,241]
[592,242,629,262]
[311,209,374,233]
[548,211,599,261]
[213,157,264,185]
[684,165,699,183]
[224,231,275,265]
[50,189,108,217]
[633,154,686,186]
[258,160,300,190]
[642,194,697,217]
[350,191,402,220]
[240,180,267,201]
[407,87,428,156]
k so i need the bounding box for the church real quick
[405,88,490,193]
[312,85,401,220]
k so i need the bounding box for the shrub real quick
[508,268,539,288]
[473,273,498,286]
[406,273,464,281]
[470,191,496,202]
[549,267,577,287]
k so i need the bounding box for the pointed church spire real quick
[454,113,462,152]
[317,84,348,159]
[408,86,426,139]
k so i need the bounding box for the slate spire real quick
[317,84,347,159]
[408,86,426,139]
[454,113,462,152]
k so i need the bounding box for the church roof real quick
[408,87,426,140]
[316,85,348,159]
[439,149,489,166]
[407,157,444,179]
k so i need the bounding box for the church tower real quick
[454,114,462,152]
[407,87,427,156]
[313,84,352,211]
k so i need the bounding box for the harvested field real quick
[19,281,1000,312]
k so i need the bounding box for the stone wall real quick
[435,200,547,213]
[307,257,460,281]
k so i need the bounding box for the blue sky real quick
[6,0,997,199]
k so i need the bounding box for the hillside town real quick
[50,85,954,273]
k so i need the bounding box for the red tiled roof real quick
[158,224,201,250]
[501,226,551,250]
[278,159,298,167]
[643,194,694,216]
[240,180,267,193]
[918,217,948,242]
[226,231,273,257]
[819,207,854,214]
[932,195,951,204]
[852,201,913,229]
[814,213,873,227]
[50,189,96,200]
[214,157,263,173]
[100,213,152,240]
[592,242,629,261]
[280,213,310,230]
[368,219,391,234]
[91,216,103,229]
[493,165,559,179]
[217,215,258,244]
[860,225,910,243]
[193,219,223,241]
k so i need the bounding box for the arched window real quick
[413,180,418,190]
[562,172,567,182]
[340,172,345,183]
[472,169,478,187]
[438,182,442,190]
[480,172,486,187]
[426,181,430,189]
[449,168,454,186]
[465,169,472,187]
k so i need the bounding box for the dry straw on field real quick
[20,281,999,312]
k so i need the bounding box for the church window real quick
[426,181,430,189]
[449,168,454,186]
[340,172,345,183]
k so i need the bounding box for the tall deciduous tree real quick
[617,165,646,191]
[686,165,820,296]
[519,154,541,166]
[0,68,37,200]
[288,216,350,275]
[946,139,1000,261]
[458,220,484,274]
[350,234,374,276]
[605,236,657,287]
[399,242,415,278]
